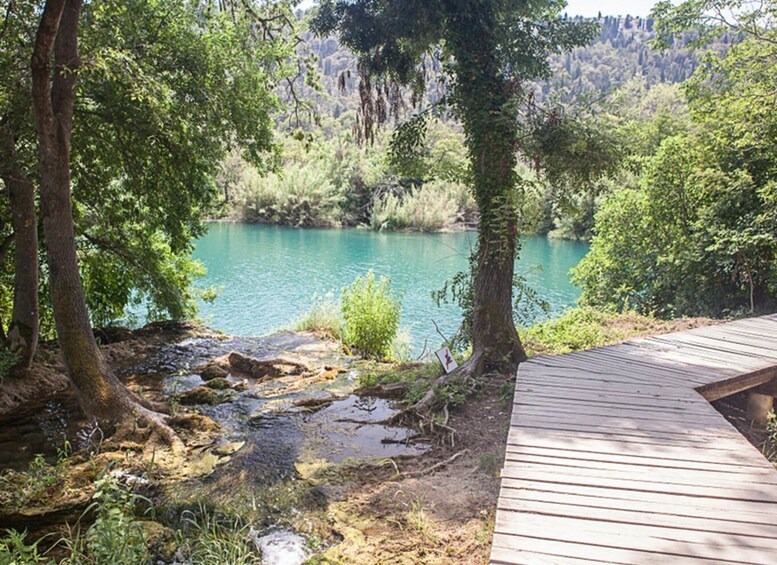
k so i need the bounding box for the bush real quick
[370,180,473,231]
[341,271,401,359]
[61,475,149,564]
[519,306,682,356]
[235,161,343,227]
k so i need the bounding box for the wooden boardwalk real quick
[491,314,777,564]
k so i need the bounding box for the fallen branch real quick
[400,449,469,478]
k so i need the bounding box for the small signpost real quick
[435,347,459,374]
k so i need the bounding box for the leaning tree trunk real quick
[409,7,526,414]
[1,130,40,370]
[31,0,178,445]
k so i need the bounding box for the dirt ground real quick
[316,375,514,564]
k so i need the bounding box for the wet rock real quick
[293,395,345,411]
[228,352,310,381]
[231,379,249,392]
[177,386,220,406]
[212,441,245,456]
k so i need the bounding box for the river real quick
[192,223,588,352]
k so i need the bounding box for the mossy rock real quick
[204,377,232,390]
[198,363,230,381]
[178,386,220,406]
[139,520,177,561]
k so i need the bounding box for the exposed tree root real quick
[111,403,185,457]
[411,353,483,417]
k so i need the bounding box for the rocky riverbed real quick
[1,323,471,564]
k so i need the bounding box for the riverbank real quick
[4,312,773,563]
[0,322,505,563]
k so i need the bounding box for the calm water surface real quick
[193,223,588,350]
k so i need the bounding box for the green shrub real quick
[341,271,401,359]
[520,306,675,356]
[236,161,343,227]
[370,180,473,231]
[292,293,343,340]
[61,475,149,564]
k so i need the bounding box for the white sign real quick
[435,347,459,374]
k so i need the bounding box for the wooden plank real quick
[641,336,777,371]
[513,395,720,419]
[509,412,747,438]
[505,428,756,456]
[497,488,777,528]
[494,514,777,563]
[499,479,777,520]
[500,469,777,502]
[490,546,616,565]
[694,325,777,347]
[490,537,726,565]
[516,374,702,398]
[697,364,777,401]
[505,444,777,473]
[507,419,746,444]
[529,350,708,381]
[656,332,777,361]
[497,497,777,539]
[504,437,776,469]
[501,461,777,491]
[542,353,714,387]
[491,314,777,564]
[495,511,777,553]
[517,371,695,394]
[601,343,740,378]
[501,456,777,489]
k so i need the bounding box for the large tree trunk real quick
[1,130,40,369]
[408,7,526,414]
[31,0,177,444]
[450,7,527,375]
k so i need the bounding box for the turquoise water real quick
[193,223,588,349]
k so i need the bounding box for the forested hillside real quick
[299,13,733,120]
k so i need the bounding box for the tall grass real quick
[292,293,343,340]
[370,180,474,231]
[235,161,343,227]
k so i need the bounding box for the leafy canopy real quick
[0,0,296,329]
